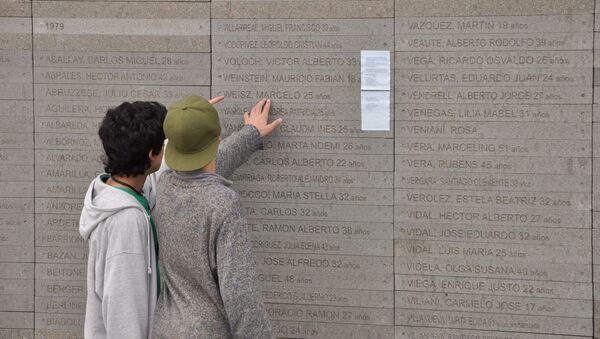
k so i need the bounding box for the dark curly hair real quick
[98,101,167,176]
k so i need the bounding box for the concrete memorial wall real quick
[0,0,598,338]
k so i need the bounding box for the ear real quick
[149,148,160,161]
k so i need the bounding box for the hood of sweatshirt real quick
[80,175,153,274]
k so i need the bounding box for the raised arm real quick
[216,98,283,178]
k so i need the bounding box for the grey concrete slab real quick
[396,274,591,299]
[0,226,33,245]
[252,235,392,257]
[395,224,589,247]
[0,246,33,262]
[396,86,591,105]
[395,171,589,193]
[0,311,33,329]
[265,304,393,325]
[394,0,593,16]
[395,326,588,339]
[395,154,591,175]
[35,264,86,281]
[0,198,33,214]
[35,214,80,232]
[35,166,102,182]
[34,133,102,151]
[35,51,210,69]
[0,33,31,50]
[0,114,33,133]
[0,17,30,34]
[0,214,33,230]
[36,247,87,264]
[34,313,84,332]
[236,186,392,205]
[395,138,591,157]
[394,189,590,211]
[396,15,592,34]
[272,321,392,339]
[35,198,83,215]
[0,181,32,198]
[0,263,33,279]
[214,69,361,87]
[0,84,33,100]
[36,230,86,248]
[0,66,33,84]
[233,168,393,189]
[0,165,34,181]
[35,280,86,298]
[213,19,394,35]
[396,50,593,69]
[214,35,392,52]
[0,1,31,17]
[33,1,210,19]
[211,1,394,19]
[244,202,393,223]
[34,100,114,118]
[223,118,393,138]
[395,309,591,336]
[213,52,361,70]
[35,150,103,166]
[35,297,85,314]
[394,256,591,282]
[0,134,33,149]
[0,295,33,312]
[34,84,209,103]
[0,50,31,68]
[397,68,591,87]
[394,239,591,264]
[394,205,590,228]
[34,35,211,52]
[216,102,361,121]
[248,219,393,241]
[0,278,33,295]
[35,67,210,86]
[259,137,392,155]
[396,121,590,140]
[244,152,393,172]
[35,117,101,135]
[397,32,592,52]
[261,286,393,308]
[396,104,591,123]
[396,291,590,317]
[256,266,392,290]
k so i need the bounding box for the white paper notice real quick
[361,50,390,131]
[361,50,390,91]
[361,91,390,131]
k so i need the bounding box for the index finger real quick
[262,99,271,115]
[208,96,225,105]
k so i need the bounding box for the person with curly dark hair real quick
[79,100,168,339]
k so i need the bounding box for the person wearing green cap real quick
[152,96,281,338]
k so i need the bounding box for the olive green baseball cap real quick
[164,95,221,171]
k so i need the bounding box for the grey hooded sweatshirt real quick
[80,176,158,339]
[79,125,267,339]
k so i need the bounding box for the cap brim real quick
[164,137,219,172]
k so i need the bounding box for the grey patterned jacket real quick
[152,125,274,339]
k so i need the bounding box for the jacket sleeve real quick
[216,200,273,339]
[216,124,263,179]
[101,211,150,339]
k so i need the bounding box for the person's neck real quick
[202,160,216,173]
[108,174,147,195]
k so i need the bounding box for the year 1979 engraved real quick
[45,22,65,31]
